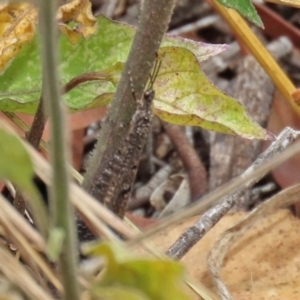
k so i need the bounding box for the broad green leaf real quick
[83,243,191,300]
[0,15,269,139]
[216,0,263,28]
[153,47,270,140]
[0,16,227,113]
[0,127,48,234]
[0,128,34,191]
[90,286,150,300]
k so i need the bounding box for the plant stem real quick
[27,96,46,149]
[82,0,176,215]
[13,96,46,215]
[39,1,80,300]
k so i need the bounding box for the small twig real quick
[126,128,300,249]
[209,37,293,209]
[127,196,149,211]
[27,98,46,149]
[169,14,220,36]
[13,97,46,214]
[100,0,118,18]
[0,247,55,300]
[164,123,207,200]
[166,128,300,259]
[63,71,113,94]
[129,164,173,210]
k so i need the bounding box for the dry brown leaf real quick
[0,0,97,73]
[149,209,300,300]
[0,3,37,73]
[57,0,97,43]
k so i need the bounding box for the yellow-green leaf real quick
[0,128,34,191]
[153,47,270,140]
[0,15,227,113]
[83,243,191,300]
[90,286,150,300]
[0,15,269,139]
[47,227,65,261]
[216,0,263,28]
[0,127,48,235]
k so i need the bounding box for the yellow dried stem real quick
[210,0,300,116]
[265,0,300,8]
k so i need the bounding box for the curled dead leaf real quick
[57,0,97,43]
[0,3,37,73]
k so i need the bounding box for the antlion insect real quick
[77,54,164,241]
[104,53,164,215]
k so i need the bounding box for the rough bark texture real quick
[209,37,292,209]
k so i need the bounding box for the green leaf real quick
[0,127,48,235]
[0,16,227,114]
[216,0,263,28]
[83,243,191,300]
[47,227,65,261]
[0,15,269,139]
[0,128,35,191]
[154,47,270,140]
[90,286,150,300]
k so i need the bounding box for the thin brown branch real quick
[63,72,110,94]
[166,127,300,260]
[164,123,208,200]
[25,71,106,151]
[27,99,46,149]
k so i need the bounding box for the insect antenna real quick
[147,52,165,91]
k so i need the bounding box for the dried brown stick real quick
[166,127,300,260]
[169,14,220,36]
[164,123,207,200]
[129,164,173,210]
[23,72,106,151]
[26,72,106,149]
[27,99,46,149]
[209,36,293,199]
[0,247,54,300]
[12,98,46,214]
[127,128,300,249]
[127,196,149,211]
